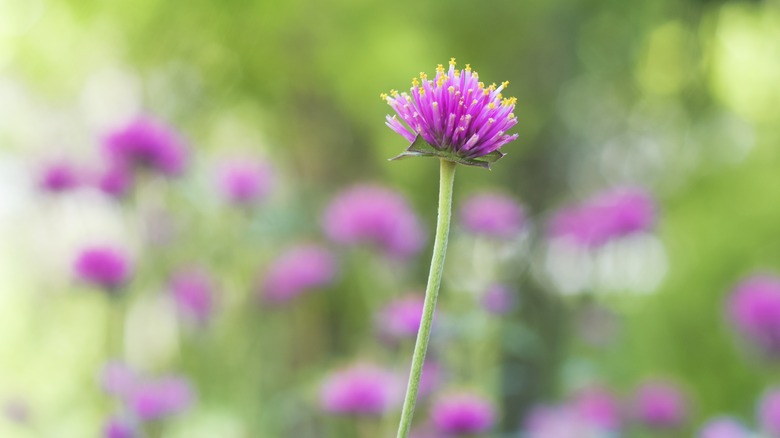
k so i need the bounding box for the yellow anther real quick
[488,118,495,124]
[420,72,428,80]
[472,72,479,79]
[497,94,503,100]
[437,76,445,87]
[502,81,509,88]
[412,77,419,87]
[449,57,456,66]
[432,101,438,107]
[483,89,490,96]
[419,87,425,96]
[488,83,497,91]
[454,70,461,78]
[380,93,388,100]
[508,113,515,119]
[465,64,471,72]
[478,82,485,89]
[448,86,455,94]
[488,103,495,109]
[391,89,399,97]
[436,64,445,73]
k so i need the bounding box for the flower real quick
[103,416,136,438]
[128,376,194,421]
[759,388,780,436]
[97,165,133,198]
[74,246,132,290]
[319,363,401,415]
[100,361,138,398]
[728,274,780,355]
[376,294,425,342]
[323,185,424,258]
[480,284,517,315]
[217,159,274,205]
[549,187,656,248]
[460,192,525,238]
[632,380,687,429]
[260,245,337,303]
[524,405,605,438]
[571,386,621,431]
[169,268,215,325]
[39,161,80,193]
[430,392,496,435]
[697,416,750,438]
[103,116,188,177]
[383,58,519,168]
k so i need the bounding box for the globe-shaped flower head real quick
[728,274,780,356]
[697,416,750,438]
[632,380,688,430]
[383,58,519,168]
[319,363,401,416]
[430,391,496,435]
[103,116,188,177]
[74,246,132,291]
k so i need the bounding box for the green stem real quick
[396,159,457,438]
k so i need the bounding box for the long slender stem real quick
[396,159,457,438]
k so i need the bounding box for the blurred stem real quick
[396,159,456,438]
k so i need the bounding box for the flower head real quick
[97,165,133,199]
[103,116,187,177]
[571,386,621,431]
[319,363,401,416]
[74,246,132,290]
[549,187,656,248]
[100,361,138,398]
[728,274,780,355]
[759,388,780,436]
[103,416,136,438]
[128,376,194,421]
[323,185,424,258]
[260,245,337,303]
[383,59,518,168]
[632,380,687,429]
[524,405,605,438]
[698,416,750,438]
[460,192,525,238]
[481,284,517,315]
[169,268,215,325]
[217,159,274,205]
[430,391,496,435]
[376,294,425,342]
[39,161,80,193]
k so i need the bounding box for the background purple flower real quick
[74,246,132,290]
[261,245,337,303]
[319,363,401,416]
[101,361,138,398]
[572,386,621,431]
[128,376,194,421]
[524,405,604,438]
[698,416,749,438]
[430,391,496,435]
[103,116,188,177]
[632,380,688,429]
[549,187,656,248]
[480,284,517,315]
[459,192,525,238]
[103,416,136,438]
[169,268,215,325]
[376,294,425,342]
[323,185,425,259]
[38,161,80,193]
[217,159,274,205]
[97,165,133,198]
[728,274,780,355]
[759,388,780,437]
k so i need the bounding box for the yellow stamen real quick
[465,64,471,72]
[448,86,455,94]
[478,82,485,89]
[391,89,399,97]
[419,87,425,96]
[449,57,456,66]
[488,103,495,109]
[412,77,419,87]
[436,64,445,73]
[508,113,515,119]
[420,72,428,80]
[501,81,509,88]
[380,93,388,100]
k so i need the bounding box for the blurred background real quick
[2,0,780,436]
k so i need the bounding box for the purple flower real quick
[698,417,749,438]
[97,165,133,198]
[103,116,187,177]
[383,58,518,168]
[460,193,525,238]
[74,246,132,290]
[759,388,780,436]
[323,185,425,259]
[376,294,425,342]
[39,161,80,193]
[728,275,780,355]
[103,416,136,438]
[632,380,687,429]
[319,363,401,416]
[260,245,337,303]
[169,268,215,325]
[524,405,601,438]
[217,159,274,205]
[430,392,496,435]
[481,284,517,315]
[128,376,194,421]
[100,361,138,398]
[571,386,621,431]
[549,187,656,248]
